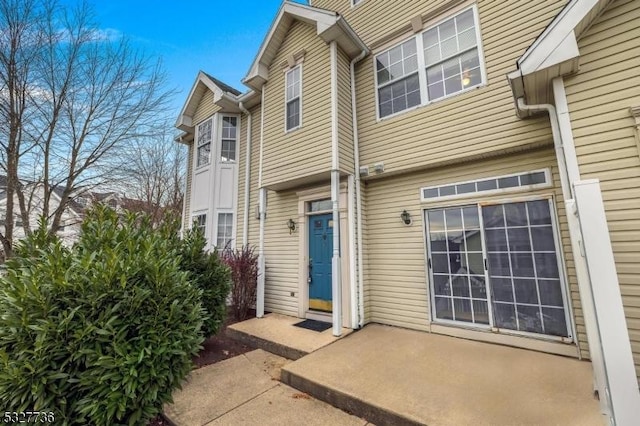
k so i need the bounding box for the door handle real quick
[308,258,312,285]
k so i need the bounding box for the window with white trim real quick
[193,214,206,235]
[285,66,301,131]
[352,0,363,6]
[216,213,233,249]
[375,6,484,119]
[425,199,570,338]
[196,119,212,167]
[220,116,237,162]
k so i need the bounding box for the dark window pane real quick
[517,305,543,333]
[504,202,527,226]
[379,100,392,117]
[473,300,489,324]
[432,253,449,273]
[428,81,444,100]
[470,275,486,299]
[453,298,472,323]
[449,252,463,275]
[445,208,462,230]
[463,232,482,251]
[539,279,564,307]
[446,231,463,253]
[462,206,480,229]
[466,252,484,275]
[439,185,455,196]
[498,176,519,189]
[430,232,447,252]
[510,253,535,277]
[542,307,568,337]
[535,253,560,278]
[444,74,462,95]
[488,252,510,276]
[527,200,552,225]
[482,205,504,228]
[490,277,513,302]
[451,275,469,297]
[427,210,445,232]
[514,279,539,304]
[485,228,507,252]
[379,85,392,103]
[433,274,451,296]
[531,226,555,251]
[435,297,453,320]
[456,182,476,194]
[508,228,531,251]
[494,303,516,329]
[477,179,497,191]
[520,171,546,185]
[424,188,439,198]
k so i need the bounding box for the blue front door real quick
[308,213,333,312]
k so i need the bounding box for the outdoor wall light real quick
[400,210,412,226]
[287,218,297,234]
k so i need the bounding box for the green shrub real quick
[177,227,231,337]
[0,206,205,426]
[222,245,259,321]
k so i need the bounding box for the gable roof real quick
[243,1,367,90]
[175,71,243,132]
[508,0,612,110]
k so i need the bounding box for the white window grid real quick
[196,119,212,167]
[420,169,551,202]
[220,116,237,162]
[216,212,233,249]
[193,214,206,235]
[285,66,301,131]
[374,5,486,120]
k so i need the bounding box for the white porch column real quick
[330,40,342,336]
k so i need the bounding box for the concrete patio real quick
[167,314,604,425]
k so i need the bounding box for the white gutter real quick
[330,40,342,337]
[257,87,267,318]
[517,91,608,417]
[349,48,368,327]
[238,101,252,246]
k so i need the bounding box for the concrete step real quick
[226,313,352,360]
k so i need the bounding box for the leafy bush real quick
[223,245,259,321]
[0,206,205,426]
[177,226,231,336]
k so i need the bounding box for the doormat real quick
[293,319,332,332]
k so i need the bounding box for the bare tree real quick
[0,0,173,257]
[120,130,185,226]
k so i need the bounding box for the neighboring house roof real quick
[243,0,367,90]
[508,0,612,111]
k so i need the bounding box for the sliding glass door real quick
[426,199,569,338]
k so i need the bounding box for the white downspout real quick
[350,49,367,327]
[330,40,342,337]
[516,94,608,415]
[239,101,252,246]
[347,174,357,328]
[257,87,267,318]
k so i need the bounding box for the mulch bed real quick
[148,309,255,426]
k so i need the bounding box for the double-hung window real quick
[285,66,301,131]
[193,214,206,235]
[375,6,484,119]
[216,213,233,249]
[196,119,212,167]
[220,116,237,162]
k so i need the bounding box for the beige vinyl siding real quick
[363,148,587,354]
[236,104,262,247]
[183,143,194,230]
[352,0,566,175]
[337,46,354,174]
[193,90,221,125]
[563,0,640,378]
[263,190,299,316]
[262,20,332,188]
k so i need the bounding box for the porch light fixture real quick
[287,218,297,234]
[400,210,412,226]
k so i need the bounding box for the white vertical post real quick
[257,188,266,318]
[330,40,342,336]
[347,175,358,329]
[574,179,640,426]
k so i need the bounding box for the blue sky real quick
[84,0,298,117]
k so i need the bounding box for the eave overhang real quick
[507,0,611,117]
[243,1,367,91]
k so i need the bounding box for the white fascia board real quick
[243,1,340,87]
[517,0,600,76]
[175,72,205,128]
